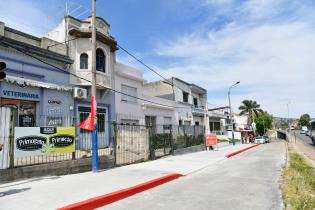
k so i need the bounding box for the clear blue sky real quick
[1,0,315,118]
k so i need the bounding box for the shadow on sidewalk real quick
[0,176,60,189]
[0,187,31,197]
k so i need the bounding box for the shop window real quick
[96,48,105,72]
[80,53,88,69]
[0,99,36,127]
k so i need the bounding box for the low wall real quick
[174,144,205,155]
[0,155,115,183]
[173,142,230,155]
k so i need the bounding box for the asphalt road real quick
[292,130,315,148]
[103,140,286,210]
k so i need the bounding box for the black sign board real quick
[19,115,35,127]
[16,136,47,151]
[40,127,57,135]
[49,135,74,147]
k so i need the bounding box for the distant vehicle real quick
[255,136,266,144]
[263,135,270,143]
[309,119,315,144]
[300,130,306,134]
[305,130,310,136]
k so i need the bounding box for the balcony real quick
[74,70,111,89]
[208,111,229,119]
[192,106,206,116]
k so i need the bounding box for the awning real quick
[4,76,73,91]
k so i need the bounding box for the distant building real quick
[143,77,209,131]
[208,106,230,134]
[233,114,249,131]
[114,62,177,129]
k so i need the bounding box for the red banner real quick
[77,96,97,131]
[206,134,217,146]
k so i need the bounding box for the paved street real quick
[0,144,252,210]
[290,131,315,166]
[0,141,287,210]
[292,130,315,148]
[104,140,286,210]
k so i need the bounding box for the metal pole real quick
[228,88,235,145]
[228,81,240,146]
[91,0,99,172]
[287,102,290,142]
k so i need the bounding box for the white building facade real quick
[114,62,177,128]
[45,15,118,147]
[143,77,209,131]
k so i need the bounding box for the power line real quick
[47,37,79,49]
[117,44,174,86]
[116,44,226,108]
[1,40,189,110]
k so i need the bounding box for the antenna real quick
[65,1,91,19]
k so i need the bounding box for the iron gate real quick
[149,124,173,159]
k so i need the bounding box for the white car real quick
[255,136,266,144]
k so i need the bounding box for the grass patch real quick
[282,152,315,210]
[228,138,240,144]
[217,138,228,143]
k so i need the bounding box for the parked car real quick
[263,135,270,143]
[305,130,310,136]
[300,126,308,134]
[255,136,266,144]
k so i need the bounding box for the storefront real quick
[0,76,74,127]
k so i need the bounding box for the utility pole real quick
[91,0,99,171]
[287,102,291,142]
[228,81,240,146]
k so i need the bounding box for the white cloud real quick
[153,0,315,118]
[0,0,62,36]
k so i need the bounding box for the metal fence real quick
[2,112,112,167]
[112,123,206,164]
[1,108,206,169]
[113,123,149,166]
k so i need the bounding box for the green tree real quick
[239,100,263,125]
[299,113,310,126]
[254,112,273,136]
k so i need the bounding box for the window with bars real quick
[121,84,137,103]
[78,107,106,133]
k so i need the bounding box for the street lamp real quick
[228,81,240,146]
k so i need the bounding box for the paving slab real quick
[0,143,250,210]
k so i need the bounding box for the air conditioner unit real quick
[73,87,87,99]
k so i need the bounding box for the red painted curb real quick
[225,144,260,158]
[57,173,183,210]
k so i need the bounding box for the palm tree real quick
[239,100,263,125]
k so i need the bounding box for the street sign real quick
[206,134,217,147]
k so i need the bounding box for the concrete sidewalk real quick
[0,143,251,210]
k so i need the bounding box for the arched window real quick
[80,53,88,69]
[96,49,105,72]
